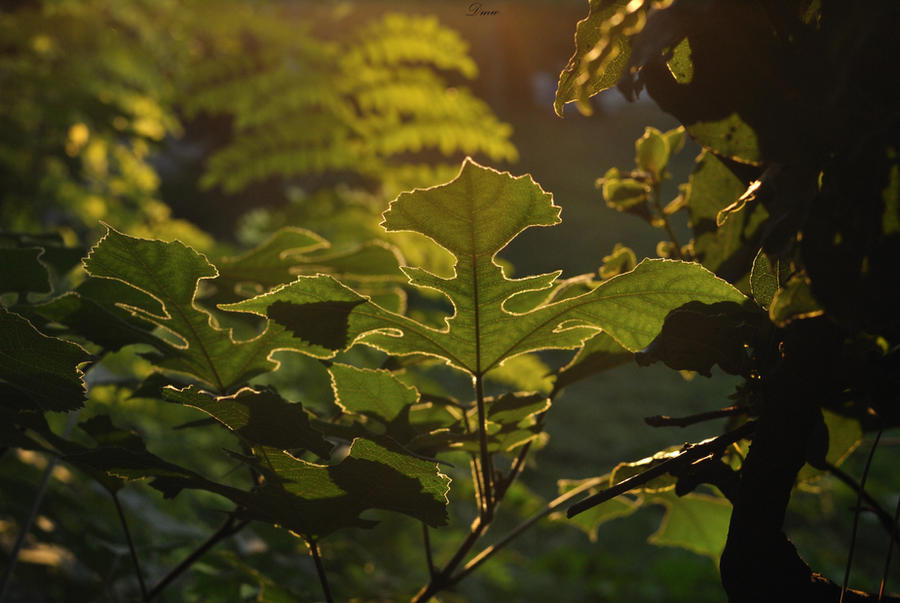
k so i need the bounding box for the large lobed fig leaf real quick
[226,159,747,376]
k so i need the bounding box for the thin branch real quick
[422,524,436,579]
[825,461,900,545]
[879,496,900,600]
[568,421,756,518]
[651,180,682,259]
[0,412,79,602]
[146,514,248,602]
[0,452,56,602]
[473,374,493,519]
[112,492,147,601]
[644,405,743,428]
[450,477,605,585]
[469,454,485,515]
[842,429,883,603]
[411,516,487,603]
[308,539,334,603]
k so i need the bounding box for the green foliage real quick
[4,1,900,601]
[228,160,744,374]
[0,0,210,246]
[185,9,517,196]
[0,307,89,412]
[83,227,290,392]
[556,1,900,600]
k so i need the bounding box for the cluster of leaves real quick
[1,154,753,600]
[553,0,900,601]
[4,0,900,601]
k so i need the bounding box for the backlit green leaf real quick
[83,226,292,392]
[635,127,669,178]
[249,438,450,534]
[648,490,731,562]
[685,151,767,283]
[600,168,650,211]
[598,244,637,280]
[749,249,790,310]
[227,160,746,376]
[554,0,639,116]
[329,363,417,441]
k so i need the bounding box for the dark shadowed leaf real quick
[0,247,51,294]
[635,301,769,377]
[266,299,366,350]
[163,385,333,459]
[0,307,90,412]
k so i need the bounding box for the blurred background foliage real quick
[2,1,891,601]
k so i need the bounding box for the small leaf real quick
[685,151,767,283]
[600,167,650,211]
[666,38,693,83]
[599,244,637,280]
[609,447,680,494]
[648,491,731,562]
[717,179,760,227]
[487,392,550,426]
[329,363,418,442]
[635,127,669,178]
[0,307,90,412]
[768,274,823,326]
[252,438,451,534]
[663,126,687,156]
[749,249,789,310]
[484,353,553,395]
[797,410,863,482]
